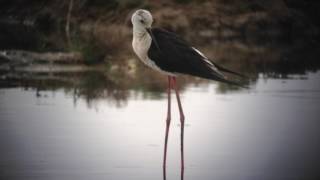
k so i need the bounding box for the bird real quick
[131,9,246,169]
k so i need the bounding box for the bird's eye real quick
[140,19,145,24]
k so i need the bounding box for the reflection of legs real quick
[163,161,183,180]
[181,166,184,180]
[163,163,167,180]
[172,77,185,170]
[163,76,172,168]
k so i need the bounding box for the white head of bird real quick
[131,9,153,35]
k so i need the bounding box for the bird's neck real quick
[133,26,148,39]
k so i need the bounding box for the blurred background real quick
[0,0,320,180]
[1,0,320,93]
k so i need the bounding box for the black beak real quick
[146,28,161,51]
[146,27,152,34]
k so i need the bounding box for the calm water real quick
[1,70,320,180]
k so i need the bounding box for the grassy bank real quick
[0,0,320,73]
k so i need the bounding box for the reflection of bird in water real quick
[131,9,246,170]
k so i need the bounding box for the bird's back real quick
[147,28,225,80]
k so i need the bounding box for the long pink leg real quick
[172,77,185,170]
[163,76,172,168]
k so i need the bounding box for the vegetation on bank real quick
[0,0,319,69]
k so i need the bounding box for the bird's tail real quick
[211,75,249,89]
[213,62,248,78]
[208,62,249,88]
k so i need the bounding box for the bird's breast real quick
[132,35,159,70]
[132,35,152,61]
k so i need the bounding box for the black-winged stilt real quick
[131,9,245,169]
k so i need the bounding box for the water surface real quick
[1,71,320,180]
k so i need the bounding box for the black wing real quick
[147,28,245,87]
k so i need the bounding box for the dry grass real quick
[93,23,131,55]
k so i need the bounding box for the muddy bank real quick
[1,1,319,50]
[0,0,320,75]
